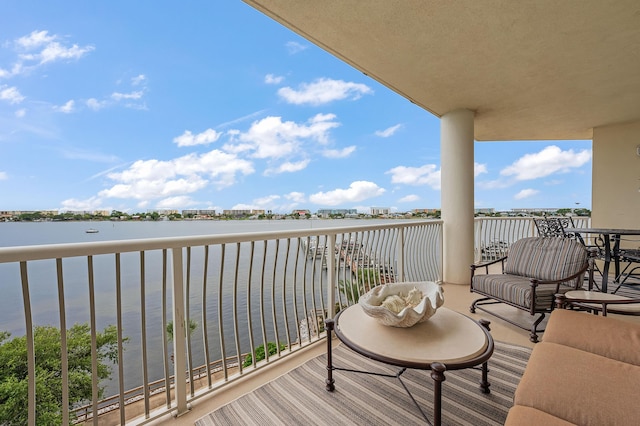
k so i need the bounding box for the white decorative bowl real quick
[359,281,444,328]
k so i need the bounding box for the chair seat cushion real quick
[472,274,573,309]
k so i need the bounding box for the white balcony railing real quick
[0,216,592,425]
[0,220,442,425]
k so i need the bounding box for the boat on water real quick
[85,228,99,233]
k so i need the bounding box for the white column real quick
[441,109,475,284]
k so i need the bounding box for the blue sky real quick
[0,2,592,214]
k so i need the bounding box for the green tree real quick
[339,268,381,304]
[165,319,197,341]
[0,324,121,425]
[243,342,286,368]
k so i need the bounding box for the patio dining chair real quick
[612,248,640,294]
[470,236,589,342]
[534,216,605,286]
[533,217,568,237]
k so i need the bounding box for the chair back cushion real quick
[504,237,587,285]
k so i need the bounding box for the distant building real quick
[148,209,179,215]
[182,209,216,218]
[292,209,311,217]
[317,209,357,218]
[412,208,439,214]
[511,208,558,214]
[474,208,495,214]
[223,209,265,217]
[370,207,390,215]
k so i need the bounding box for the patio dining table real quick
[565,227,640,293]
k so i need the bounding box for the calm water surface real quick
[0,219,397,396]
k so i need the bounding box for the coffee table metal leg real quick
[431,362,446,426]
[479,319,491,394]
[325,319,335,392]
[480,361,491,394]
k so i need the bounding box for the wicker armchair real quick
[470,237,589,342]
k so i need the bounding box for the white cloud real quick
[514,189,540,200]
[98,149,254,202]
[156,196,197,209]
[474,162,488,177]
[284,192,306,203]
[254,195,281,205]
[60,147,119,163]
[60,196,104,211]
[265,159,310,175]
[0,85,25,104]
[217,110,268,129]
[54,100,74,113]
[15,108,26,118]
[173,129,222,147]
[385,164,441,189]
[231,194,301,213]
[309,181,385,206]
[86,98,107,111]
[111,91,144,101]
[322,146,356,159]
[277,78,373,106]
[230,203,256,210]
[233,113,340,159]
[131,74,146,86]
[15,30,94,67]
[85,80,146,111]
[0,171,8,180]
[476,179,512,190]
[375,124,402,138]
[264,74,284,84]
[398,194,419,203]
[286,41,307,54]
[501,145,591,181]
[39,42,94,64]
[16,30,56,50]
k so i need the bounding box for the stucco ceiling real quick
[243,0,640,141]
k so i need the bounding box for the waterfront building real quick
[370,207,390,216]
[317,208,358,218]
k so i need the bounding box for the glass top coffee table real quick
[325,305,494,426]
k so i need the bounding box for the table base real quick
[325,319,491,426]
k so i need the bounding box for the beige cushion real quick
[505,405,575,425]
[543,309,640,366]
[514,341,640,425]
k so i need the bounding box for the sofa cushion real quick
[504,237,587,287]
[543,309,640,366]
[514,341,640,425]
[505,405,575,425]
[471,275,574,309]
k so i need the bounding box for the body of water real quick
[0,219,401,397]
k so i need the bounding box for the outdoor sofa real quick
[505,308,640,425]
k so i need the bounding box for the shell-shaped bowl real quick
[358,281,444,328]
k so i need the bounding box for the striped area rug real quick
[196,341,531,426]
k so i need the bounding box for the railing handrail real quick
[0,220,440,263]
